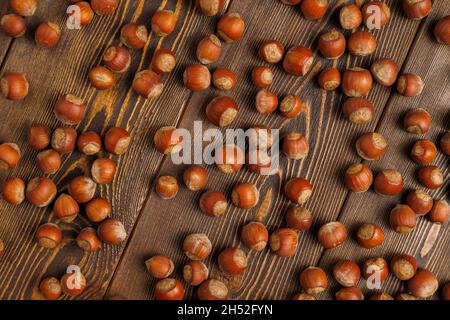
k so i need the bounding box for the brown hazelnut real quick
[285,206,313,231]
[440,131,450,156]
[54,94,86,125]
[39,277,62,300]
[269,228,298,257]
[29,124,51,150]
[218,247,248,275]
[120,23,148,49]
[9,0,37,16]
[407,269,439,298]
[348,31,377,56]
[183,64,211,91]
[318,29,346,59]
[241,222,268,251]
[155,175,179,199]
[68,176,97,203]
[183,261,209,286]
[356,223,385,249]
[26,177,57,207]
[217,13,245,43]
[390,204,417,233]
[89,66,115,90]
[371,58,398,86]
[390,254,417,281]
[198,279,229,300]
[69,2,94,26]
[183,165,208,191]
[342,67,373,97]
[317,221,347,249]
[402,0,432,19]
[199,191,227,217]
[344,163,373,193]
[77,131,101,155]
[284,177,313,205]
[333,260,361,287]
[0,72,29,100]
[53,193,79,223]
[361,1,391,28]
[97,218,127,245]
[0,14,26,38]
[205,96,238,127]
[35,223,62,248]
[132,69,164,99]
[151,10,176,37]
[0,142,21,169]
[282,132,309,160]
[60,270,86,296]
[197,34,222,65]
[318,67,341,91]
[252,66,273,88]
[195,0,225,16]
[283,46,313,76]
[342,98,375,124]
[411,139,437,164]
[35,22,61,48]
[212,68,237,91]
[397,73,424,97]
[151,48,176,74]
[1,177,25,205]
[434,16,450,45]
[279,94,302,118]
[355,132,388,161]
[85,198,111,222]
[154,278,184,300]
[76,227,101,252]
[418,165,444,189]
[36,149,61,174]
[403,108,431,134]
[154,126,183,155]
[231,182,259,209]
[214,144,244,174]
[335,287,364,300]
[299,266,328,294]
[145,255,175,279]
[406,189,433,215]
[373,169,404,196]
[183,233,212,260]
[300,0,329,20]
[91,0,119,15]
[91,158,117,184]
[361,257,389,281]
[255,89,278,114]
[339,4,362,30]
[104,127,131,155]
[258,40,284,64]
[103,45,131,73]
[428,200,449,224]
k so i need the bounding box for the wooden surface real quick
[0,0,448,300]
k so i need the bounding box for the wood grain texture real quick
[0,0,448,300]
[107,0,448,300]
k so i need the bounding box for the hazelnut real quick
[145,255,175,279]
[317,221,347,249]
[197,34,222,65]
[68,176,97,203]
[0,14,26,38]
[35,223,62,248]
[155,175,179,199]
[407,269,439,298]
[53,193,79,222]
[355,132,387,161]
[361,1,391,28]
[402,0,432,19]
[1,177,25,205]
[183,233,212,260]
[69,2,94,26]
[411,139,437,164]
[231,183,259,209]
[285,206,313,231]
[282,132,309,160]
[241,222,269,251]
[52,127,77,154]
[342,98,375,124]
[292,293,316,300]
[339,4,362,30]
[36,149,61,174]
[199,191,228,217]
[246,150,275,175]
[335,287,364,300]
[9,0,37,16]
[344,163,373,193]
[248,125,273,149]
[183,165,208,191]
[333,260,361,287]
[439,131,450,156]
[361,257,389,282]
[60,270,86,296]
[406,189,433,215]
[370,293,394,300]
[255,89,278,114]
[26,177,57,207]
[348,31,377,56]
[269,228,298,257]
[403,108,431,134]
[396,293,417,300]
[371,58,398,86]
[212,68,237,91]
[217,13,245,43]
[300,0,329,20]
[434,16,450,45]
[132,69,164,99]
[397,73,424,97]
[284,177,313,205]
[183,261,209,286]
[195,0,225,16]
[279,94,302,118]
[151,48,176,74]
[252,66,273,88]
[89,66,115,90]
[85,198,111,222]
[442,283,450,300]
[154,126,183,155]
[258,40,284,64]
[29,124,51,150]
[54,94,86,125]
[0,72,29,100]
[151,10,176,37]
[103,45,131,73]
[104,127,131,155]
[77,131,102,155]
[373,169,404,196]
[283,46,313,77]
[205,96,238,127]
[428,200,449,224]
[356,223,384,249]
[35,22,61,48]
[39,277,62,300]
[318,67,341,91]
[76,227,101,252]
[342,67,373,97]
[183,64,211,91]
[91,0,119,15]
[214,144,244,174]
[0,142,21,169]
[418,166,444,189]
[97,218,127,245]
[218,247,248,275]
[91,158,117,184]
[198,279,229,300]
[299,267,328,294]
[318,29,346,59]
[120,23,148,49]
[390,204,417,233]
[390,254,417,281]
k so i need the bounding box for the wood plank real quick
[317,2,450,300]
[0,0,232,299]
[107,0,435,300]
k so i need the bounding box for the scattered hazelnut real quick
[214,144,244,174]
[318,29,346,59]
[348,31,377,56]
[35,22,61,48]
[397,73,424,97]
[154,126,183,155]
[183,165,208,191]
[197,34,222,65]
[284,177,313,205]
[103,45,131,73]
[411,139,437,164]
[1,177,25,205]
[36,149,61,174]
[54,94,86,125]
[361,1,391,28]
[318,67,341,90]
[439,131,450,156]
[104,127,131,155]
[396,293,417,300]
[0,142,21,169]
[282,132,309,160]
[434,16,450,45]
[26,177,57,207]
[68,176,97,203]
[339,4,362,30]
[283,46,313,77]
[35,223,62,248]
[418,165,444,189]
[241,222,268,251]
[217,13,245,43]
[120,23,148,49]
[402,0,432,19]
[97,218,127,245]
[199,191,227,217]
[0,14,26,38]
[356,223,385,249]
[77,131,102,155]
[269,228,298,257]
[231,182,259,209]
[300,0,329,20]
[91,0,119,15]
[151,48,176,74]
[9,0,37,16]
[355,132,387,161]
[195,0,225,16]
[390,204,416,233]
[333,260,361,287]
[342,98,375,124]
[212,68,237,91]
[335,287,364,300]
[76,227,101,252]
[390,254,417,281]
[218,247,248,275]
[39,277,62,300]
[29,125,51,150]
[151,10,176,37]
[198,279,229,300]
[132,69,164,99]
[155,175,179,199]
[0,72,29,100]
[52,127,77,154]
[53,193,79,222]
[317,221,347,249]
[279,94,302,118]
[403,108,431,134]
[406,189,433,215]
[85,198,111,222]
[145,255,175,279]
[91,158,117,184]
[373,169,404,196]
[342,67,373,97]
[69,2,94,26]
[361,257,389,281]
[183,261,209,286]
[205,96,238,127]
[428,200,449,224]
[183,233,212,260]
[89,66,115,90]
[258,40,284,64]
[285,206,313,231]
[255,89,278,114]
[371,58,398,86]
[60,270,86,296]
[252,66,273,88]
[344,163,373,193]
[299,266,327,294]
[183,64,211,91]
[407,269,439,298]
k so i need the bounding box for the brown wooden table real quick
[0,0,448,300]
